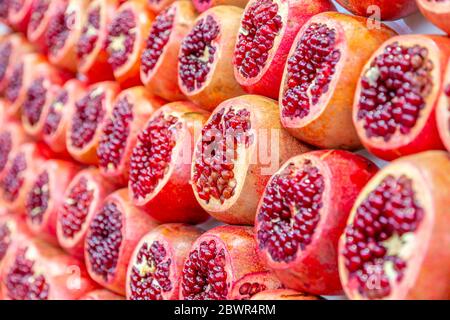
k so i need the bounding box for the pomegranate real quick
[255,150,378,295]
[192,0,249,13]
[129,101,210,224]
[57,168,116,259]
[0,121,28,180]
[80,289,124,300]
[77,0,119,82]
[251,289,320,300]
[46,0,89,72]
[0,214,31,271]
[233,0,335,100]
[417,0,450,35]
[191,95,311,225]
[0,143,48,214]
[436,60,450,151]
[0,0,10,23]
[180,225,267,300]
[280,13,396,149]
[339,151,450,300]
[126,223,203,300]
[229,271,284,299]
[105,0,155,88]
[98,86,164,186]
[140,0,197,101]
[335,0,418,20]
[43,79,87,155]
[353,35,450,160]
[85,188,159,295]
[147,0,177,13]
[0,237,97,300]
[67,81,120,164]
[8,0,34,32]
[25,160,79,244]
[178,5,245,110]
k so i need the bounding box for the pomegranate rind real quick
[280,12,396,149]
[79,289,125,300]
[147,0,176,14]
[229,271,284,300]
[8,0,33,32]
[338,150,450,300]
[436,59,450,151]
[335,0,418,20]
[250,288,320,300]
[0,121,29,180]
[417,0,450,35]
[193,0,249,13]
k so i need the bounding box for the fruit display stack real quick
[0,0,448,301]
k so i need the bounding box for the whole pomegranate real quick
[335,0,418,20]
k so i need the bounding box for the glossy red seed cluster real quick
[0,130,12,172]
[43,88,68,136]
[0,41,11,81]
[1,152,26,202]
[25,170,50,224]
[106,9,136,70]
[22,77,47,126]
[28,0,50,31]
[0,222,11,261]
[47,3,72,55]
[4,62,23,103]
[77,4,101,62]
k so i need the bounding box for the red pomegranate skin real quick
[335,0,418,20]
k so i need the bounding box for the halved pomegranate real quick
[77,0,118,82]
[180,225,267,300]
[25,160,79,244]
[335,0,418,20]
[46,0,89,72]
[7,0,34,32]
[0,121,28,180]
[0,0,10,23]
[178,5,245,110]
[126,223,203,300]
[80,289,124,300]
[0,143,48,214]
[105,0,155,88]
[229,271,284,300]
[339,151,450,300]
[67,81,120,164]
[191,95,311,225]
[353,35,450,160]
[417,0,450,35]
[140,0,196,101]
[436,60,450,151]
[233,0,335,99]
[250,289,320,300]
[57,168,116,259]
[129,101,210,224]
[43,79,86,155]
[255,150,378,295]
[279,13,396,149]
[0,237,97,300]
[85,188,159,295]
[98,86,164,186]
[192,0,249,13]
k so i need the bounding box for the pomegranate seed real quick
[0,40,12,82]
[4,62,23,103]
[25,170,50,225]
[1,152,27,202]
[28,0,50,31]
[43,88,68,136]
[77,4,101,62]
[0,222,11,261]
[22,77,47,126]
[47,3,74,55]
[0,130,12,172]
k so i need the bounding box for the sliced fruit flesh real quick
[282,23,341,120]
[106,9,137,71]
[77,4,101,62]
[192,107,254,204]
[4,62,23,103]
[182,239,228,300]
[1,152,26,202]
[256,160,324,263]
[0,222,11,261]
[22,77,47,126]
[5,247,49,300]
[357,42,433,141]
[129,240,172,300]
[43,88,68,136]
[129,112,180,200]
[0,130,12,172]
[60,177,94,239]
[26,170,50,225]
[179,15,219,92]
[342,175,424,299]
[70,88,105,149]
[47,3,75,55]
[98,95,134,171]
[234,0,282,79]
[0,41,12,82]
[28,0,50,31]
[86,201,123,281]
[141,6,175,76]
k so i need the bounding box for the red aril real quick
[43,79,86,156]
[191,95,311,225]
[417,0,450,35]
[129,101,210,224]
[251,289,320,300]
[180,225,267,300]
[233,0,335,100]
[46,0,89,72]
[0,121,28,180]
[8,0,33,32]
[436,59,450,151]
[279,13,396,149]
[57,168,116,259]
[335,0,418,20]
[178,5,245,110]
[77,0,119,82]
[339,151,450,300]
[140,0,197,101]
[193,0,249,13]
[67,81,120,164]
[126,223,203,300]
[0,237,97,300]
[229,271,284,299]
[25,160,79,244]
[255,150,378,295]
[85,188,159,295]
[80,289,124,300]
[106,0,155,88]
[353,35,450,160]
[98,86,164,186]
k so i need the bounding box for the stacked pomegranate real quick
[0,0,448,301]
